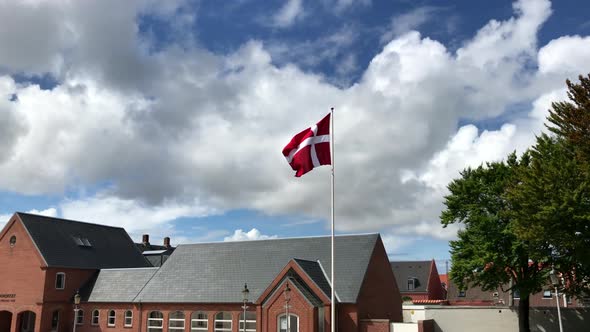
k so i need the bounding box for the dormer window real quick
[55,272,66,290]
[407,277,418,291]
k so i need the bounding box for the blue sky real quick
[0,0,589,269]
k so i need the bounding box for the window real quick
[278,314,299,332]
[55,272,65,290]
[458,290,466,297]
[543,290,552,298]
[239,311,256,332]
[108,310,116,327]
[9,235,16,247]
[407,278,416,291]
[214,312,232,332]
[169,311,185,331]
[92,310,99,325]
[513,289,520,299]
[51,310,60,332]
[148,311,164,332]
[76,309,84,325]
[191,311,208,331]
[125,310,133,327]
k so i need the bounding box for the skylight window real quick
[73,236,93,247]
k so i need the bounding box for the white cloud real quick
[0,207,57,230]
[0,0,587,244]
[60,194,216,239]
[381,6,441,43]
[224,228,278,241]
[272,0,304,28]
[538,35,590,75]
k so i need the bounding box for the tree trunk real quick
[518,295,530,332]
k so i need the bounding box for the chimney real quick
[142,234,150,246]
[163,237,171,248]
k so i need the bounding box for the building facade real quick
[390,260,445,302]
[0,213,402,332]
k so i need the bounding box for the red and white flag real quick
[282,113,331,177]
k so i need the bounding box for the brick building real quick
[0,212,402,332]
[390,260,445,302]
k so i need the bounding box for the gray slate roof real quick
[390,260,432,293]
[293,259,331,299]
[135,234,379,303]
[17,212,150,269]
[81,268,158,302]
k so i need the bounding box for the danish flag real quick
[282,113,331,177]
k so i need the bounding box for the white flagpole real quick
[330,107,335,332]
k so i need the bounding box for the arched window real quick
[147,311,164,332]
[107,310,116,327]
[169,311,185,331]
[55,272,65,290]
[214,312,232,332]
[91,310,99,325]
[239,311,256,332]
[191,311,208,331]
[76,309,84,325]
[9,235,16,247]
[50,310,60,332]
[124,310,133,327]
[278,314,298,332]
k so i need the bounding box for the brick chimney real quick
[163,237,171,248]
[142,234,150,246]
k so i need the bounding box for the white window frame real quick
[278,314,299,332]
[76,309,84,325]
[107,310,116,327]
[168,311,185,331]
[239,311,256,332]
[513,289,520,300]
[92,310,100,326]
[55,272,65,290]
[543,290,552,298]
[124,310,133,327]
[407,278,415,291]
[148,311,164,332]
[191,311,208,331]
[214,312,232,332]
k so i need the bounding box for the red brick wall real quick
[0,218,46,332]
[261,280,316,332]
[77,302,259,332]
[359,319,390,332]
[426,261,445,300]
[0,218,46,308]
[43,268,97,303]
[356,236,402,323]
[338,303,359,332]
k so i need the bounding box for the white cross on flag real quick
[282,113,331,177]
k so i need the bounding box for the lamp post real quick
[73,290,81,332]
[549,269,564,332]
[241,283,249,332]
[284,283,291,332]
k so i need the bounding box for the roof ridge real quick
[17,212,125,230]
[176,232,379,247]
[100,267,159,271]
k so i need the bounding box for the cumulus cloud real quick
[0,207,57,230]
[0,0,587,251]
[224,228,278,242]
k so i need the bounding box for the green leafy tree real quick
[441,155,545,332]
[506,134,590,296]
[546,73,590,164]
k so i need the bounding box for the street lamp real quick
[549,269,564,332]
[284,283,291,332]
[242,283,249,332]
[73,290,81,332]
